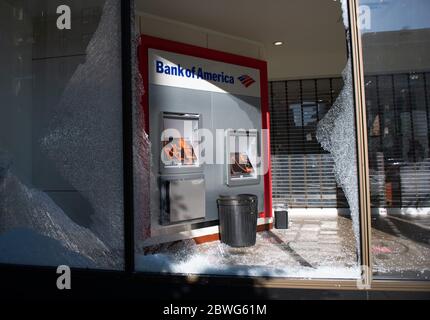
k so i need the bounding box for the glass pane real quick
[135,0,362,279]
[0,0,125,269]
[359,0,430,280]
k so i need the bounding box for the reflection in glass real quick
[359,0,430,280]
[0,0,125,269]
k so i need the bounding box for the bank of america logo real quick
[238,75,256,88]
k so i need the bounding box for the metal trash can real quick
[217,194,258,247]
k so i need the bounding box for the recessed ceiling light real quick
[273,41,283,46]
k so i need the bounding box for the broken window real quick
[0,0,130,270]
[134,0,362,279]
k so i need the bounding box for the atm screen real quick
[163,138,197,166]
[229,152,254,178]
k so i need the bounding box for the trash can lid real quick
[217,194,257,206]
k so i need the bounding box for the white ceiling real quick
[136,0,347,79]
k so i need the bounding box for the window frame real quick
[0,0,429,293]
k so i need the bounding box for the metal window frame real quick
[121,0,135,275]
[348,0,372,289]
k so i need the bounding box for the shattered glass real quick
[316,0,361,259]
[131,0,152,249]
[39,0,124,267]
[0,168,118,268]
[316,58,361,257]
[41,0,124,258]
[0,0,130,269]
[137,216,360,279]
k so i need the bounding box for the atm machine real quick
[158,112,205,225]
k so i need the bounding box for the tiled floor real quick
[137,215,430,280]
